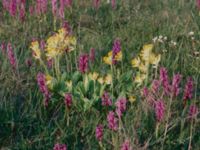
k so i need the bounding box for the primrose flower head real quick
[149,53,161,68]
[134,73,146,85]
[46,27,76,59]
[104,74,112,85]
[98,77,104,84]
[103,51,112,65]
[88,72,99,81]
[30,40,41,60]
[140,44,153,62]
[131,57,141,68]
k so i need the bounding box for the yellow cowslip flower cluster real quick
[88,72,99,81]
[128,95,136,103]
[30,41,41,59]
[45,74,54,89]
[30,28,77,61]
[131,44,161,84]
[88,72,112,85]
[97,74,112,85]
[103,51,122,65]
[46,28,76,59]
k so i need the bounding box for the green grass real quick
[0,0,200,149]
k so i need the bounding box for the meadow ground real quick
[0,0,200,149]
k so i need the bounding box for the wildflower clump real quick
[131,44,161,85]
[30,27,76,61]
[45,27,76,59]
[103,39,122,65]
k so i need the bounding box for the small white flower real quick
[159,35,163,39]
[188,31,194,36]
[158,39,163,43]
[164,36,167,40]
[191,37,195,40]
[152,37,158,43]
[162,49,167,53]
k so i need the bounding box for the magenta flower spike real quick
[64,93,72,108]
[159,67,171,95]
[53,143,67,150]
[154,100,165,122]
[107,111,118,131]
[9,0,17,17]
[37,72,51,107]
[183,77,194,101]
[189,105,198,119]
[95,124,103,141]
[52,0,58,17]
[172,73,182,97]
[101,91,112,106]
[7,43,17,70]
[121,140,131,150]
[78,54,89,74]
[93,0,101,9]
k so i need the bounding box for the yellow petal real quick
[131,57,141,68]
[114,51,122,61]
[30,41,41,59]
[135,74,146,84]
[103,56,112,65]
[140,44,153,62]
[104,74,112,85]
[89,72,99,81]
[138,63,148,73]
[98,77,104,84]
[128,96,136,103]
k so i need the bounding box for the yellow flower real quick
[98,77,104,84]
[104,74,112,85]
[89,72,99,81]
[45,74,53,89]
[128,95,136,103]
[45,28,76,59]
[103,50,122,65]
[150,53,161,68]
[103,57,112,65]
[114,51,122,61]
[65,36,77,52]
[134,73,146,84]
[108,51,112,57]
[140,44,153,62]
[131,57,141,68]
[138,63,148,73]
[65,80,72,89]
[30,41,41,59]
